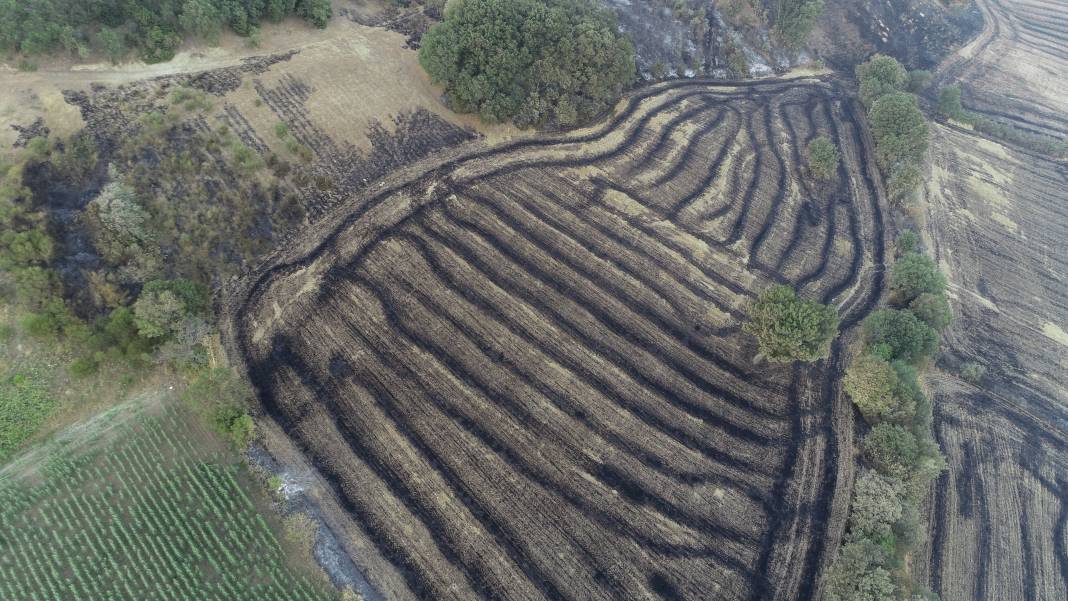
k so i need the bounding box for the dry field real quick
[931,0,1068,139]
[916,124,1068,601]
[226,77,891,601]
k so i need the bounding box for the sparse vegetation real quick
[745,285,839,363]
[418,0,636,127]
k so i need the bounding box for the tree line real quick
[0,0,332,63]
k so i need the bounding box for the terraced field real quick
[227,77,889,601]
[917,124,1068,601]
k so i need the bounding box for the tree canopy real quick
[806,136,840,182]
[856,55,907,108]
[744,285,839,363]
[889,252,947,304]
[869,93,929,171]
[862,309,940,365]
[418,0,635,128]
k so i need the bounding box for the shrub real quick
[843,353,916,424]
[890,253,946,304]
[68,356,100,378]
[960,361,986,384]
[886,162,923,205]
[895,231,919,256]
[182,368,257,449]
[862,309,939,365]
[744,285,839,362]
[297,0,333,28]
[856,55,907,108]
[869,93,929,171]
[418,0,635,128]
[906,69,931,93]
[806,136,840,182]
[908,293,952,331]
[862,424,920,479]
[11,267,62,310]
[133,279,210,340]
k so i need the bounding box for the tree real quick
[744,285,839,362]
[889,252,946,304]
[856,55,907,108]
[906,69,931,93]
[862,423,920,479]
[843,353,916,423]
[179,0,223,43]
[297,0,332,28]
[774,0,825,48]
[132,278,209,340]
[848,470,905,543]
[806,136,840,182]
[938,84,964,120]
[84,177,159,273]
[908,292,952,331]
[96,27,126,63]
[869,92,929,171]
[862,309,940,365]
[886,161,923,205]
[418,0,635,128]
[823,540,897,601]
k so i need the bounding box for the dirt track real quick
[225,77,890,601]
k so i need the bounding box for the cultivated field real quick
[227,77,891,601]
[915,124,1068,601]
[0,404,334,601]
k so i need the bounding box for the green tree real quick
[96,27,126,63]
[848,470,905,543]
[823,540,897,601]
[862,423,920,479]
[132,278,209,340]
[906,69,931,93]
[869,92,929,171]
[297,0,333,28]
[856,55,907,108]
[863,309,940,365]
[806,136,840,182]
[418,0,635,128]
[843,353,916,424]
[889,252,946,303]
[774,0,825,48]
[744,285,839,362]
[908,292,952,331]
[886,161,923,205]
[179,0,224,43]
[938,84,964,120]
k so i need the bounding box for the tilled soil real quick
[225,77,891,601]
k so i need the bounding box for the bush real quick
[906,70,931,93]
[744,285,839,362]
[848,470,905,544]
[889,253,946,304]
[806,136,840,182]
[133,279,210,340]
[418,0,635,128]
[869,93,929,172]
[960,361,986,385]
[886,162,923,205]
[182,368,256,449]
[908,293,952,331]
[895,231,919,256]
[863,309,940,365]
[843,353,916,424]
[856,55,907,108]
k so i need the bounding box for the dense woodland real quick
[0,0,332,63]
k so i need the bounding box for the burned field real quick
[228,78,889,601]
[917,125,1068,601]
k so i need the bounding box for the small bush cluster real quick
[856,55,929,205]
[744,285,839,363]
[826,231,950,600]
[181,367,257,450]
[806,136,841,182]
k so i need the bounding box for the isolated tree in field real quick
[862,309,940,365]
[843,353,916,423]
[889,252,946,303]
[418,0,635,127]
[869,93,929,171]
[856,55,907,108]
[744,285,838,362]
[805,136,840,181]
[938,84,964,120]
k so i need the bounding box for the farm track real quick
[226,77,887,601]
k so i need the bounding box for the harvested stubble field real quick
[916,124,1068,601]
[227,77,891,601]
[931,0,1068,140]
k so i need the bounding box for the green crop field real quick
[0,407,336,601]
